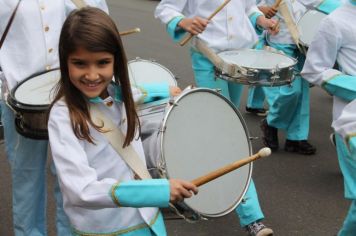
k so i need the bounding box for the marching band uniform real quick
[0,1,108,235]
[155,2,272,234]
[259,0,340,154]
[49,83,169,236]
[301,1,356,234]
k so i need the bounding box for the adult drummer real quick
[0,1,107,235]
[155,1,278,235]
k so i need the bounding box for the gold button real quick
[106,101,113,107]
[48,48,53,53]
[44,26,49,32]
[40,5,45,10]
[46,65,51,70]
[228,16,233,21]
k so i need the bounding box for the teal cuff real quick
[89,82,122,103]
[349,136,356,158]
[322,74,356,102]
[167,16,186,43]
[111,179,170,208]
[138,83,170,103]
[317,0,341,14]
[249,12,264,35]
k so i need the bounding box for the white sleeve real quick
[301,16,342,86]
[246,0,263,18]
[48,102,117,208]
[154,0,187,24]
[296,0,323,9]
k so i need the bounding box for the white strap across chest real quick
[90,104,152,180]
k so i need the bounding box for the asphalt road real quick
[0,0,349,235]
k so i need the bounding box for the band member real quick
[48,7,198,235]
[258,0,341,155]
[0,1,108,235]
[301,0,356,234]
[155,1,278,235]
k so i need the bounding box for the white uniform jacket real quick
[155,0,263,52]
[0,0,108,91]
[301,2,356,139]
[48,84,170,235]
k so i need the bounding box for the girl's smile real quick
[67,47,114,99]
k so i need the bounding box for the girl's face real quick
[67,47,114,99]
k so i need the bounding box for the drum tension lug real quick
[249,136,259,141]
[159,126,167,133]
[215,88,222,93]
[169,99,178,107]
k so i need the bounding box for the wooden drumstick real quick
[272,0,283,9]
[119,27,141,36]
[179,0,231,46]
[191,147,271,187]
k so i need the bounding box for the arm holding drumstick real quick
[179,0,231,46]
[191,147,271,187]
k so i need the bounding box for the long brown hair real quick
[51,7,138,147]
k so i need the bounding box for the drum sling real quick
[191,38,248,78]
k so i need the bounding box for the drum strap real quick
[90,104,152,180]
[191,38,248,77]
[278,1,306,54]
[70,0,87,8]
[0,0,22,50]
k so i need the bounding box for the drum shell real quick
[216,66,295,86]
[6,69,59,140]
[216,49,297,86]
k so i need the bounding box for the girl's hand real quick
[257,16,279,35]
[169,86,182,97]
[178,17,209,35]
[169,179,198,203]
[258,6,278,18]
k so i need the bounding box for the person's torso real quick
[0,0,68,89]
[184,0,260,51]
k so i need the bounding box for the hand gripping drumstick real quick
[179,0,231,46]
[191,147,271,187]
[119,27,141,36]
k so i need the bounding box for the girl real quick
[0,1,108,235]
[48,7,198,236]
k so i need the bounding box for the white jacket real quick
[0,0,108,90]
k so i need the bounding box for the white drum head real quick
[298,10,327,47]
[218,49,295,70]
[161,89,252,217]
[14,69,60,106]
[128,58,177,87]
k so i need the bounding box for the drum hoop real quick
[159,88,253,217]
[128,58,177,86]
[8,68,60,110]
[218,48,298,71]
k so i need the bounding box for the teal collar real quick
[350,0,356,5]
[89,82,122,104]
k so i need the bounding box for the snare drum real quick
[297,10,327,47]
[141,88,252,218]
[129,57,178,119]
[128,58,177,87]
[216,49,297,86]
[7,69,60,139]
